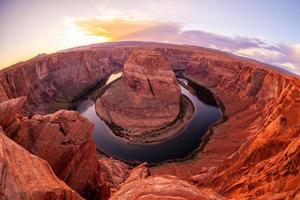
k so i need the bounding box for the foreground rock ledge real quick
[0,128,83,200]
[110,175,224,200]
[0,98,110,199]
[96,49,181,134]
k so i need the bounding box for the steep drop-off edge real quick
[0,97,111,199]
[0,126,83,200]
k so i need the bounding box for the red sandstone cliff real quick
[0,98,109,199]
[184,56,300,199]
[156,55,300,199]
[0,47,130,114]
[0,127,83,200]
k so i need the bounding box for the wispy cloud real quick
[73,18,300,75]
[74,18,181,41]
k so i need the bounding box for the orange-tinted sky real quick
[0,0,299,74]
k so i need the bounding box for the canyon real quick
[0,41,299,200]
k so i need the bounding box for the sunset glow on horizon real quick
[1,0,299,74]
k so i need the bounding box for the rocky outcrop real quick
[123,50,180,104]
[109,175,224,200]
[96,50,181,133]
[0,97,26,128]
[189,73,300,199]
[123,163,148,184]
[0,97,27,141]
[97,153,131,190]
[109,163,226,200]
[0,127,83,200]
[9,110,109,199]
[0,98,109,199]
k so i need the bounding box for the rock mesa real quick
[96,49,181,133]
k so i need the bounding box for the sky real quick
[0,0,300,74]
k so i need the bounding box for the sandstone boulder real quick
[96,50,181,133]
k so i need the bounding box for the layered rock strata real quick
[188,60,300,199]
[0,47,130,114]
[0,98,109,199]
[16,110,108,198]
[152,56,300,199]
[0,127,83,200]
[96,50,181,133]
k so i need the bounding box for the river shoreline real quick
[95,78,195,144]
[75,72,222,164]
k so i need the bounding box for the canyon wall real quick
[0,42,205,114]
[0,47,130,114]
[183,56,300,199]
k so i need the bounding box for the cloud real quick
[73,18,300,75]
[74,18,181,41]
